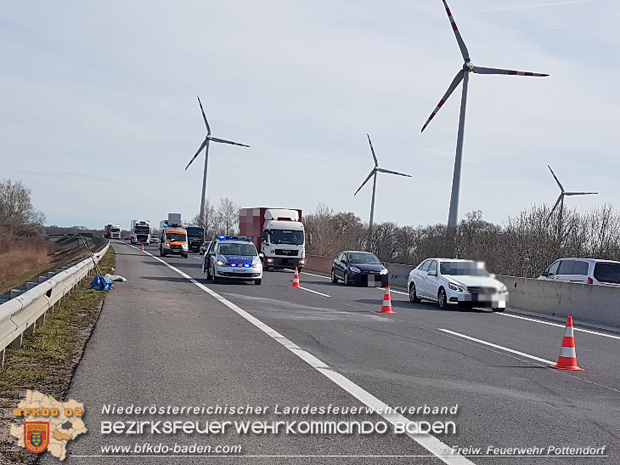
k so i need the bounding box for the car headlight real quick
[182,244,188,250]
[349,266,361,273]
[449,282,465,292]
[300,259,306,265]
[499,284,508,293]
[380,268,388,275]
[216,257,228,266]
[252,260,261,268]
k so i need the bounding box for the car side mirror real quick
[427,271,437,277]
[490,273,496,279]
[381,262,386,266]
[541,271,549,277]
[259,253,264,259]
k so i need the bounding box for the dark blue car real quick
[331,251,389,287]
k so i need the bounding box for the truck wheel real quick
[183,253,188,258]
[255,279,262,285]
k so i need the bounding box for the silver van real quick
[538,258,620,285]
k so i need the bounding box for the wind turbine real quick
[354,134,412,231]
[185,96,250,227]
[547,165,597,233]
[421,0,549,229]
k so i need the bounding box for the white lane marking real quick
[438,329,554,365]
[498,313,620,341]
[301,271,331,280]
[298,286,331,298]
[138,248,473,465]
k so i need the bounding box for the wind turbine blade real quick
[548,194,563,219]
[441,0,470,61]
[564,192,598,196]
[376,167,412,178]
[210,137,250,147]
[367,134,378,167]
[547,165,564,192]
[185,139,207,171]
[354,170,376,196]
[421,69,464,132]
[472,66,549,77]
[197,96,211,134]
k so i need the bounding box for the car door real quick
[414,261,430,297]
[541,260,561,280]
[333,252,345,278]
[568,260,589,283]
[425,260,440,300]
[556,260,575,282]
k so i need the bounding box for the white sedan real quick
[407,258,508,312]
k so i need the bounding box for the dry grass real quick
[0,248,115,464]
[0,241,52,295]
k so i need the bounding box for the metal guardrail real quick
[0,242,110,368]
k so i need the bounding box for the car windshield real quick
[218,243,257,256]
[135,226,150,233]
[593,263,620,284]
[270,230,304,245]
[349,253,381,264]
[186,227,204,238]
[166,232,186,242]
[440,261,489,277]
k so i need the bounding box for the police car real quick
[204,236,263,285]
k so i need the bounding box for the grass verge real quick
[0,247,115,464]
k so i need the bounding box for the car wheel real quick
[331,268,338,283]
[183,253,188,258]
[343,272,351,286]
[409,282,421,303]
[438,288,448,309]
[255,279,262,285]
[492,307,505,313]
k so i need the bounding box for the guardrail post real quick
[1,348,4,369]
[24,323,35,335]
[9,334,22,349]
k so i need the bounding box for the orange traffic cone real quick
[291,267,301,288]
[380,286,396,314]
[550,316,584,371]
[141,243,145,252]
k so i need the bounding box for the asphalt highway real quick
[45,241,620,464]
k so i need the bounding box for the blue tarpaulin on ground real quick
[90,274,113,291]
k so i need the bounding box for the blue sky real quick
[1,0,617,230]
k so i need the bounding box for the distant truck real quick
[109,225,121,239]
[104,224,113,238]
[239,207,305,270]
[185,224,205,253]
[131,220,151,244]
[159,213,188,258]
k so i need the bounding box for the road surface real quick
[43,241,619,464]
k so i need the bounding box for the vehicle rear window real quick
[593,263,620,284]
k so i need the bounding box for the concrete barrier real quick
[305,255,334,274]
[386,263,416,289]
[496,275,620,327]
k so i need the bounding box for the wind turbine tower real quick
[185,97,250,227]
[354,134,412,231]
[421,0,549,229]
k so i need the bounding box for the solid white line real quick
[497,313,620,341]
[300,271,331,280]
[298,286,331,298]
[438,329,554,365]
[138,248,473,465]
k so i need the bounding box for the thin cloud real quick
[473,0,604,13]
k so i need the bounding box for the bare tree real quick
[215,197,240,236]
[0,179,45,229]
